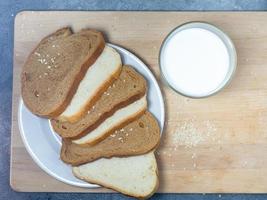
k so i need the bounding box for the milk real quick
[161,28,230,97]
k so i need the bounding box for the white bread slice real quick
[73,95,147,145]
[58,46,122,122]
[73,152,159,198]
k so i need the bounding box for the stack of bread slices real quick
[21,27,161,198]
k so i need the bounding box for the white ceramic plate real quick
[18,43,165,188]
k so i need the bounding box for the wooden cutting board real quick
[11,11,267,193]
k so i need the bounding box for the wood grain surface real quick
[11,11,267,193]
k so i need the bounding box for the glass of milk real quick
[159,22,237,98]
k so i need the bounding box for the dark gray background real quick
[1,0,267,199]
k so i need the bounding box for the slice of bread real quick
[21,27,105,117]
[72,95,147,145]
[73,152,159,199]
[58,46,122,123]
[61,112,160,165]
[51,66,147,139]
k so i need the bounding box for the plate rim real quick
[18,43,165,188]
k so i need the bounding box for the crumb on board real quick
[156,119,219,170]
[171,119,218,148]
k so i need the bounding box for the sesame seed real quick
[110,134,116,137]
[47,88,50,91]
[52,45,56,48]
[34,52,41,56]
[118,137,123,140]
[47,66,51,69]
[120,128,124,132]
[106,93,110,96]
[123,79,126,82]
[34,91,40,97]
[115,130,118,134]
[172,119,217,148]
[126,133,129,136]
[44,72,48,76]
[39,75,42,78]
[242,161,248,167]
[38,58,46,64]
[129,128,133,131]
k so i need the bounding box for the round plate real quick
[18,43,165,188]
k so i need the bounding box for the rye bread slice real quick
[51,65,147,139]
[61,112,160,166]
[21,27,105,117]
